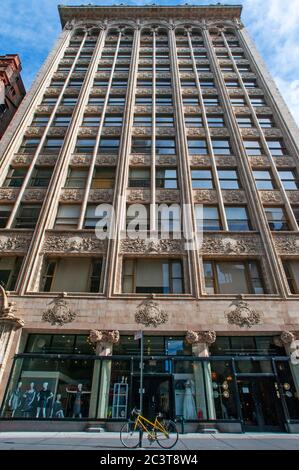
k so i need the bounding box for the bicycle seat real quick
[131,408,141,416]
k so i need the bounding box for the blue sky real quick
[1,0,299,124]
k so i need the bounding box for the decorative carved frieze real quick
[215,156,237,166]
[44,87,62,96]
[222,190,246,203]
[274,157,295,167]
[36,105,54,113]
[88,189,113,202]
[187,128,206,137]
[127,189,150,203]
[78,127,98,137]
[47,127,68,137]
[249,156,269,167]
[134,105,152,113]
[191,156,211,166]
[286,191,299,204]
[132,127,152,136]
[200,233,263,255]
[232,106,251,114]
[240,128,260,138]
[263,128,283,138]
[135,297,168,328]
[96,154,117,165]
[85,105,103,114]
[25,126,44,137]
[60,188,84,202]
[156,189,180,203]
[0,233,31,252]
[193,189,217,203]
[71,154,91,166]
[185,330,216,345]
[120,238,184,255]
[225,296,261,328]
[259,190,282,204]
[273,234,299,254]
[12,154,33,166]
[209,128,229,137]
[156,128,175,136]
[157,155,177,166]
[130,154,151,166]
[42,295,77,326]
[183,106,202,114]
[23,188,47,202]
[43,232,107,253]
[89,329,120,345]
[0,188,19,201]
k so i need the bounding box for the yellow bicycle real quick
[120,408,179,449]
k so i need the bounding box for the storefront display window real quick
[276,361,299,420]
[209,361,237,420]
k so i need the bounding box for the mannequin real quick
[8,382,22,417]
[66,383,90,418]
[183,379,197,420]
[22,382,36,418]
[52,394,64,418]
[36,382,53,418]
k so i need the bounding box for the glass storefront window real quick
[210,336,285,356]
[209,361,237,420]
[24,334,94,355]
[235,359,273,374]
[276,361,299,420]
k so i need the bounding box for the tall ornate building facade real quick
[0,54,26,139]
[0,4,299,432]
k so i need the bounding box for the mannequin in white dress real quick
[183,379,197,420]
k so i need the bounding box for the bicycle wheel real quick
[155,420,179,449]
[120,421,141,448]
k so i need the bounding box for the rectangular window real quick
[128,168,150,188]
[183,97,200,106]
[135,96,153,105]
[91,167,115,189]
[108,95,126,106]
[156,138,176,155]
[0,257,23,291]
[68,79,84,88]
[244,140,263,156]
[253,170,275,190]
[82,115,101,127]
[131,138,152,154]
[29,168,52,187]
[98,138,120,154]
[93,79,109,87]
[156,79,171,88]
[197,64,211,72]
[156,114,174,127]
[14,204,41,229]
[75,138,96,153]
[156,168,178,189]
[225,80,239,88]
[180,80,196,88]
[31,115,50,127]
[225,206,251,231]
[207,115,224,127]
[4,168,27,188]
[200,79,215,88]
[61,96,77,106]
[283,260,299,294]
[192,169,213,189]
[203,96,219,106]
[0,205,11,228]
[230,97,246,106]
[84,205,108,229]
[250,97,266,107]
[133,115,152,127]
[212,139,232,155]
[65,169,88,188]
[54,204,80,229]
[88,96,105,106]
[236,116,253,128]
[19,138,40,154]
[264,207,289,231]
[42,138,64,154]
[42,257,102,293]
[52,115,72,127]
[243,79,257,88]
[156,95,173,106]
[258,116,274,128]
[112,80,128,88]
[203,260,264,294]
[188,139,208,155]
[137,80,152,88]
[267,139,287,156]
[185,115,203,127]
[122,258,184,294]
[218,169,240,189]
[196,205,221,231]
[278,170,299,190]
[41,97,57,105]
[103,114,123,127]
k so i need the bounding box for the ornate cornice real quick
[273,234,299,255]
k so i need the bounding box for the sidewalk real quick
[0,432,299,450]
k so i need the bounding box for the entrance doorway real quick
[132,376,173,421]
[238,377,285,432]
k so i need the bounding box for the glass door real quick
[238,377,285,432]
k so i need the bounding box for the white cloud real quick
[242,0,299,124]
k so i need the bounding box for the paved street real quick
[0,432,299,450]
